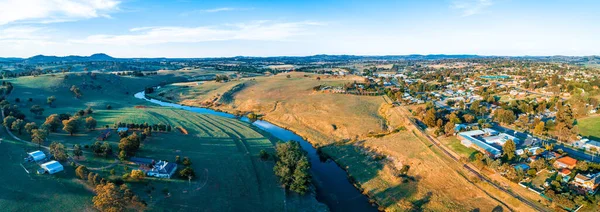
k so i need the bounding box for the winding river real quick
[134,91,378,212]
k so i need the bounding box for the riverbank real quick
[143,74,510,211]
[137,91,378,211]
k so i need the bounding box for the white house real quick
[27,151,46,162]
[41,160,64,174]
[146,160,177,178]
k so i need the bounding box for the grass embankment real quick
[150,73,512,211]
[2,72,325,211]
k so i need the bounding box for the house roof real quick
[41,160,63,171]
[560,169,572,175]
[556,156,577,167]
[130,157,155,165]
[28,151,46,160]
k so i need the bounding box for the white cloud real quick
[0,0,120,25]
[180,7,253,16]
[451,0,493,16]
[72,21,324,45]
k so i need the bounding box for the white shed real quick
[28,151,46,162]
[41,160,64,174]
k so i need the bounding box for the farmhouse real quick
[40,160,64,174]
[553,156,577,170]
[573,173,600,193]
[97,129,111,141]
[27,150,46,162]
[146,160,177,178]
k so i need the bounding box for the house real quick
[575,139,600,152]
[573,173,600,193]
[553,156,577,170]
[40,160,64,174]
[146,160,177,178]
[97,129,111,141]
[27,151,46,162]
[129,157,155,168]
[514,164,530,172]
[559,169,572,177]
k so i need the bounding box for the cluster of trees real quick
[118,132,142,160]
[178,156,195,180]
[91,141,113,157]
[115,70,158,77]
[115,122,172,132]
[215,74,229,82]
[76,165,146,211]
[273,141,311,194]
[415,102,479,137]
[49,141,68,161]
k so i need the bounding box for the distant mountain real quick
[23,53,117,63]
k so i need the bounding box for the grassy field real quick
[1,72,325,211]
[577,115,600,139]
[0,138,93,211]
[531,170,554,190]
[150,73,519,211]
[438,136,477,158]
[148,72,388,146]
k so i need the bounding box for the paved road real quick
[491,124,600,163]
[401,108,548,212]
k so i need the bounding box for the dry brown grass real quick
[150,73,531,211]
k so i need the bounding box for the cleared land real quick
[2,72,324,211]
[150,73,515,211]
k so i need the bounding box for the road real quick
[491,123,600,163]
[401,107,548,212]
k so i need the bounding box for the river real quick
[134,91,378,212]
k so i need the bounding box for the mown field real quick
[149,73,518,211]
[1,72,325,211]
[577,115,600,139]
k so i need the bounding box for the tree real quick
[76,165,89,179]
[503,139,517,161]
[62,116,82,136]
[259,149,270,160]
[118,150,127,160]
[47,96,56,106]
[423,108,437,127]
[30,105,44,116]
[179,167,196,179]
[44,114,61,132]
[444,122,455,136]
[73,144,83,159]
[130,170,145,180]
[85,116,97,130]
[182,157,192,166]
[289,156,311,195]
[3,115,15,128]
[31,129,47,147]
[24,122,38,134]
[273,141,311,194]
[92,183,126,212]
[533,121,545,136]
[11,119,24,135]
[70,85,82,98]
[49,142,68,161]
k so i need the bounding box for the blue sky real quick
[0,0,598,57]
